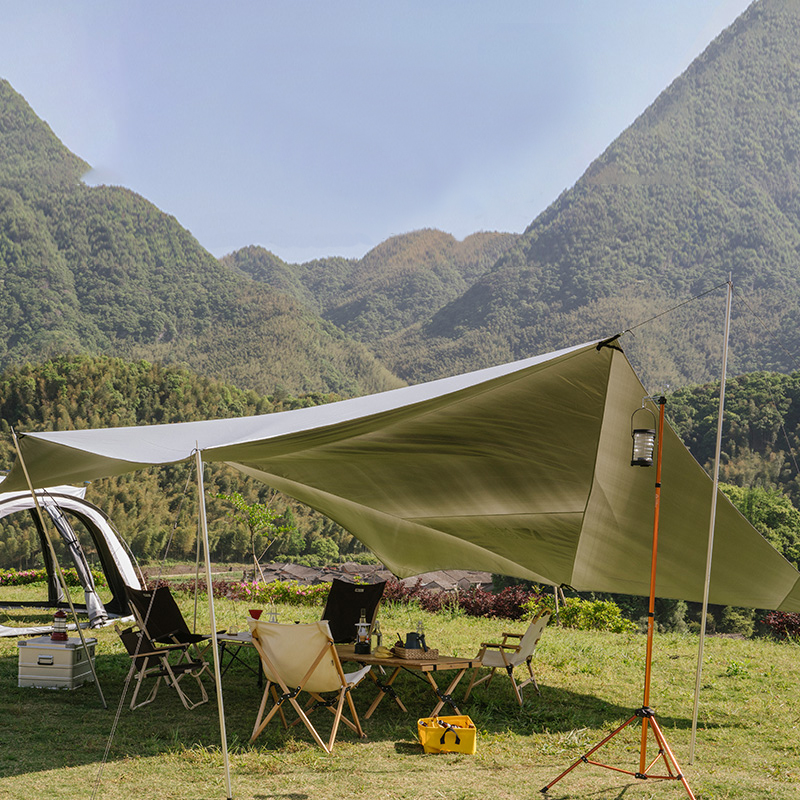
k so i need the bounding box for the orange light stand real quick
[541,397,695,799]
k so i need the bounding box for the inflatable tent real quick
[0,481,141,635]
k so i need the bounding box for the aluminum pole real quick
[195,447,233,799]
[690,275,732,763]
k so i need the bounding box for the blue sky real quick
[0,1,752,264]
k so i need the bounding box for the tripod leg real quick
[540,713,639,793]
[647,716,697,800]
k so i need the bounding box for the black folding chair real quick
[321,578,386,644]
[117,625,209,710]
[125,584,211,658]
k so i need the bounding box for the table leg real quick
[426,668,468,717]
[364,667,407,719]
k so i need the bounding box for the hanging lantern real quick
[631,403,657,467]
[51,609,68,642]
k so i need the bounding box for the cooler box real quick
[18,636,97,689]
[417,715,477,754]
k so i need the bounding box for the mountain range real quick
[2,0,800,399]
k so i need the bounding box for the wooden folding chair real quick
[117,625,210,710]
[248,619,371,753]
[464,612,550,704]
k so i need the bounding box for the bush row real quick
[0,567,107,587]
[158,576,638,633]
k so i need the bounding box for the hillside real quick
[0,354,372,566]
[224,228,518,347]
[373,0,800,389]
[0,80,402,398]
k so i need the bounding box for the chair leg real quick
[129,666,163,710]
[464,666,495,700]
[506,665,524,705]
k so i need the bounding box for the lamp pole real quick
[541,396,696,799]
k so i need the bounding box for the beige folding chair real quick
[464,612,550,705]
[248,618,371,753]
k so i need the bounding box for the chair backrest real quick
[249,619,343,694]
[517,613,551,658]
[126,584,191,641]
[321,578,386,643]
[118,626,157,670]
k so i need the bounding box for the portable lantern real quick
[51,609,68,641]
[354,607,371,653]
[630,401,658,467]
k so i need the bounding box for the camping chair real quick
[321,578,386,643]
[463,612,551,705]
[248,618,371,753]
[117,625,210,710]
[125,584,212,659]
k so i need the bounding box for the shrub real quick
[232,579,329,606]
[0,567,107,588]
[383,579,539,619]
[762,610,800,641]
[523,594,636,634]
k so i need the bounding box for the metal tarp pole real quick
[690,275,732,763]
[11,430,107,709]
[195,447,233,799]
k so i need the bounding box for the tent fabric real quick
[5,339,800,612]
[0,483,141,626]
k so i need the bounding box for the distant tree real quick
[215,491,295,580]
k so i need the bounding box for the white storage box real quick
[18,636,97,689]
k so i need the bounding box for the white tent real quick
[4,337,799,611]
[0,481,141,635]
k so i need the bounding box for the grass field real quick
[0,592,798,800]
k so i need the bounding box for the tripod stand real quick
[541,397,695,799]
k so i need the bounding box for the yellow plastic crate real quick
[417,715,477,754]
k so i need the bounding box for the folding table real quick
[336,644,478,719]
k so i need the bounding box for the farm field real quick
[0,594,798,800]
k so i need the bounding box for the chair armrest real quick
[501,632,523,639]
[479,642,521,653]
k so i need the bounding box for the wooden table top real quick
[336,644,479,672]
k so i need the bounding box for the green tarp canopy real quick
[6,338,800,611]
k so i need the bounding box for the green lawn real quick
[0,595,798,800]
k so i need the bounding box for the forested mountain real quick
[377,0,800,388]
[0,355,367,567]
[0,80,402,398]
[225,229,518,348]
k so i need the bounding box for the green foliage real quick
[0,566,107,587]
[233,579,329,607]
[523,595,636,634]
[225,230,519,351]
[215,491,295,575]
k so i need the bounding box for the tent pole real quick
[11,429,107,709]
[690,275,733,763]
[194,447,233,800]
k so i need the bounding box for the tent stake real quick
[11,429,107,709]
[690,275,733,763]
[195,447,233,799]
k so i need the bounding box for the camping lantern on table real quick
[51,609,68,641]
[354,607,371,653]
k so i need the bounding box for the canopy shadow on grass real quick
[0,649,738,780]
